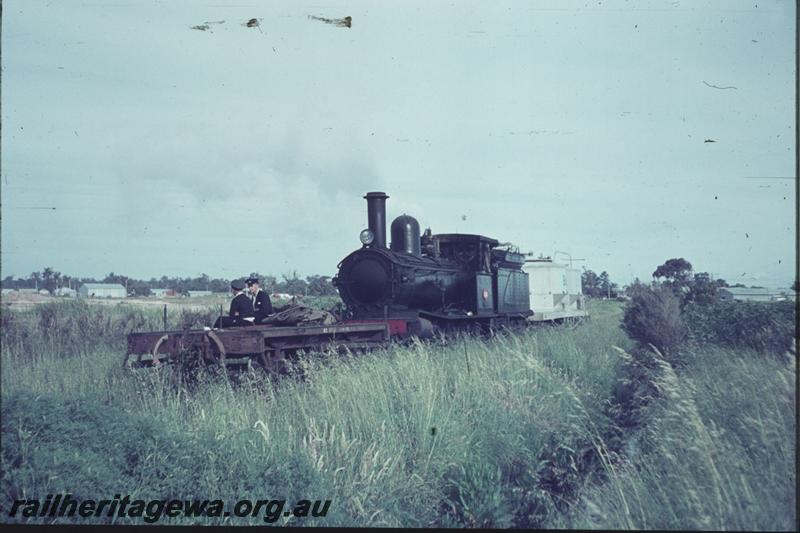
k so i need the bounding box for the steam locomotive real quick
[333,192,531,337]
[124,191,585,370]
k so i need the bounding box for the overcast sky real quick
[1,0,795,287]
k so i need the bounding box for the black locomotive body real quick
[333,192,531,336]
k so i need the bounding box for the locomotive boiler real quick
[333,192,531,336]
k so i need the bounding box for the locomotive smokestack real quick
[364,191,389,248]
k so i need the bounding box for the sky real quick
[1,0,796,288]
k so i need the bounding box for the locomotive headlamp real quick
[359,228,375,245]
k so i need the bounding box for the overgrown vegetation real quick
[575,343,795,530]
[0,299,795,529]
[1,267,339,297]
[621,286,687,356]
[684,300,796,355]
[581,269,620,298]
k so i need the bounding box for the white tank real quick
[565,268,582,295]
[523,259,587,321]
[523,261,567,312]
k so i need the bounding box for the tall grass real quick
[573,344,796,530]
[0,299,795,529]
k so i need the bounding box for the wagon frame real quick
[125,322,391,372]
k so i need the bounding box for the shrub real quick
[683,300,796,356]
[621,286,686,356]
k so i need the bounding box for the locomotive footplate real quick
[124,322,390,369]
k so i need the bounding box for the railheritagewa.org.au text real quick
[8,494,332,523]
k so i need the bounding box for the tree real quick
[208,277,230,293]
[103,272,129,286]
[791,280,799,292]
[582,268,618,298]
[41,267,61,294]
[261,275,277,292]
[128,280,151,297]
[653,258,693,284]
[598,271,619,298]
[276,271,308,296]
[652,258,694,299]
[581,269,601,297]
[685,272,722,306]
[306,275,338,296]
[651,259,729,307]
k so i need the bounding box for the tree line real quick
[623,257,794,304]
[1,268,338,297]
[579,258,780,301]
[580,269,620,298]
[6,261,791,300]
[639,258,729,306]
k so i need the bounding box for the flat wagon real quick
[125,322,390,371]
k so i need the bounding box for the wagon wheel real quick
[203,330,227,366]
[139,334,169,367]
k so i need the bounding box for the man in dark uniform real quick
[246,277,273,323]
[213,279,255,328]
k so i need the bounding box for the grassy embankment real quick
[0,298,795,528]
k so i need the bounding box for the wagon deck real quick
[125,321,390,370]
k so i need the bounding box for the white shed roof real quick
[723,287,771,296]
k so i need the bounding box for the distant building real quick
[55,287,77,298]
[187,290,213,298]
[1,288,14,295]
[717,287,788,303]
[17,288,38,294]
[78,283,126,299]
[58,287,74,297]
[151,288,177,297]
